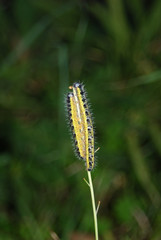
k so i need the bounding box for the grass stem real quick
[87,171,99,240]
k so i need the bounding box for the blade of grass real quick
[0,17,51,76]
[126,130,161,208]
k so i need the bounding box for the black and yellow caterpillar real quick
[66,83,95,171]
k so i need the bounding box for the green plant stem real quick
[87,171,99,240]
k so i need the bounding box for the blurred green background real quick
[0,0,161,239]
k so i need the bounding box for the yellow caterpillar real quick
[66,83,95,171]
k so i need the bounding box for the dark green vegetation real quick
[0,0,161,239]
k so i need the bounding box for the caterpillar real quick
[66,82,95,171]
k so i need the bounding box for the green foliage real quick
[0,0,161,239]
